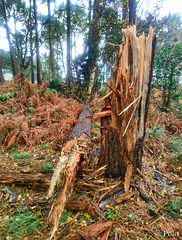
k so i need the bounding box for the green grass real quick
[41,163,53,172]
[59,210,72,226]
[14,152,31,160]
[0,210,41,239]
[163,197,181,218]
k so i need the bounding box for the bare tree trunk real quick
[2,0,17,77]
[99,26,155,178]
[86,0,106,96]
[129,0,136,25]
[48,0,55,80]
[67,0,71,91]
[122,0,129,28]
[0,54,5,84]
[29,0,35,84]
[33,0,41,85]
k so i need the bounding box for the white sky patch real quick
[160,0,182,16]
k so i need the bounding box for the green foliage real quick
[106,208,119,220]
[147,204,157,211]
[59,210,72,224]
[47,88,57,94]
[146,125,165,138]
[153,42,182,111]
[14,152,30,160]
[41,163,53,172]
[48,79,61,91]
[0,210,41,239]
[127,213,139,221]
[8,146,18,154]
[168,138,182,153]
[163,197,181,218]
[0,92,12,102]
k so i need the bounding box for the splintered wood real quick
[46,134,91,240]
[99,26,155,177]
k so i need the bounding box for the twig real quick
[98,90,113,103]
[153,169,169,179]
[106,42,120,47]
[75,231,88,240]
[107,84,120,98]
[90,201,106,220]
[55,212,80,240]
[123,97,141,136]
[118,94,141,116]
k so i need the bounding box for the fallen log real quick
[46,107,92,240]
[0,171,51,188]
[46,134,91,240]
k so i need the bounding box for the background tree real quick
[47,0,55,80]
[1,0,17,77]
[67,0,71,90]
[0,53,5,84]
[129,0,136,25]
[153,43,182,111]
[33,0,41,85]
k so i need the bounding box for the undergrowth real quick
[163,197,181,219]
[0,210,41,239]
[168,137,182,153]
[146,124,165,138]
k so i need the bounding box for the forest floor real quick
[0,81,181,240]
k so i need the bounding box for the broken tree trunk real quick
[46,107,92,240]
[99,26,155,177]
[47,134,91,240]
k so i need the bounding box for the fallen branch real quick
[84,110,111,120]
[0,171,51,188]
[54,212,81,240]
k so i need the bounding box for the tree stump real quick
[99,26,155,177]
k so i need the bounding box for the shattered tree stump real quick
[99,26,155,177]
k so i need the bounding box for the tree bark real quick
[0,54,5,84]
[2,0,17,77]
[86,0,106,96]
[67,0,71,90]
[29,0,35,83]
[0,171,51,188]
[129,0,136,25]
[33,0,41,85]
[99,26,155,178]
[122,0,129,28]
[47,134,91,240]
[47,0,55,80]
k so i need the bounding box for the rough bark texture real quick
[0,171,51,187]
[46,134,91,240]
[33,0,41,85]
[0,54,5,84]
[46,106,92,240]
[129,0,136,25]
[66,107,92,142]
[99,26,155,178]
